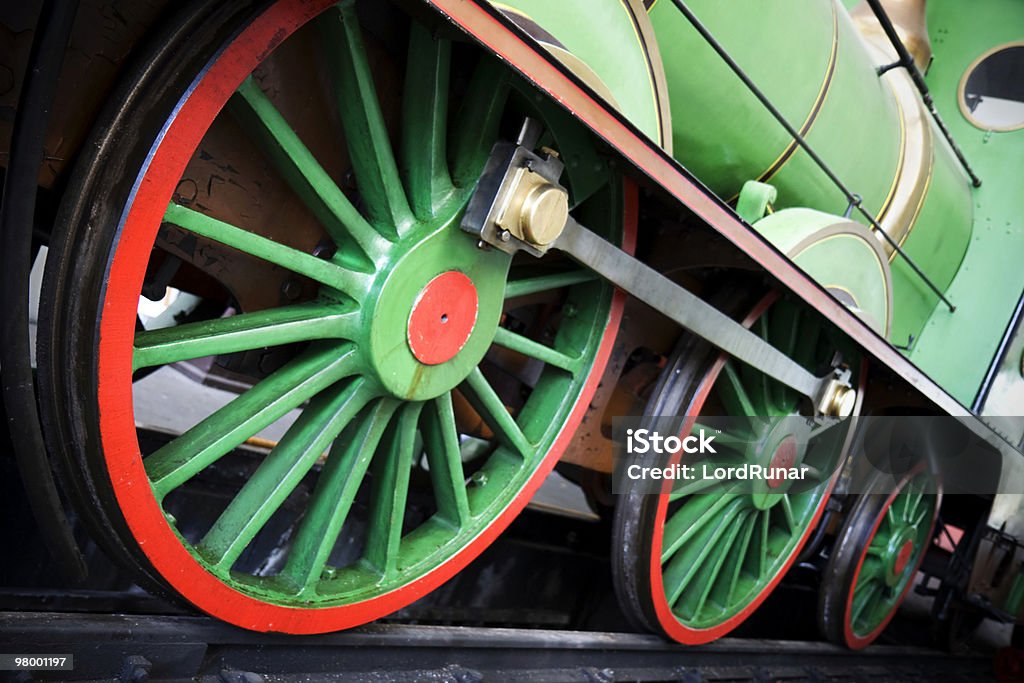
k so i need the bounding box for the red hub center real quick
[893,539,915,575]
[407,271,479,366]
[766,436,797,489]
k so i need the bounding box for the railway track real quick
[0,611,996,682]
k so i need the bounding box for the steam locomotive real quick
[2,0,1022,652]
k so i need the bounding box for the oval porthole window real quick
[959,42,1024,132]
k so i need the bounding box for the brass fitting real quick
[818,378,857,418]
[494,165,569,247]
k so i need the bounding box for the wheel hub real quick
[884,526,919,586]
[407,271,479,366]
[893,540,914,574]
[365,219,510,401]
[751,419,810,509]
[766,436,798,489]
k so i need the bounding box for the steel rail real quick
[0,611,994,682]
[669,0,956,313]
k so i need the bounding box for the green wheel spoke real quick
[283,397,399,592]
[905,485,924,523]
[777,494,797,532]
[197,378,375,569]
[133,302,358,371]
[755,510,770,578]
[145,343,358,497]
[693,423,753,455]
[402,24,454,219]
[668,453,746,500]
[504,270,598,299]
[911,505,930,528]
[689,510,747,619]
[661,493,738,563]
[320,2,413,238]
[859,557,884,585]
[793,309,822,369]
[422,392,472,528]
[664,499,746,605]
[851,580,882,625]
[164,202,368,297]
[800,464,826,482]
[720,513,757,605]
[231,77,388,262]
[450,56,511,186]
[364,401,424,576]
[717,361,760,424]
[461,367,533,458]
[740,317,773,413]
[670,475,724,500]
[491,326,581,374]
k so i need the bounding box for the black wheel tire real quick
[818,468,940,649]
[37,0,265,599]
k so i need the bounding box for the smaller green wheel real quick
[819,465,940,649]
[612,293,862,644]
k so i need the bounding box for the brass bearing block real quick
[494,165,569,247]
[818,377,857,418]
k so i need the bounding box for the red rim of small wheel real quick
[842,463,938,650]
[647,293,864,645]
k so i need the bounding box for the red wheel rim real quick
[95,0,638,633]
[842,463,939,649]
[647,294,863,644]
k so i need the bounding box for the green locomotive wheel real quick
[819,466,940,649]
[612,294,861,644]
[37,0,632,632]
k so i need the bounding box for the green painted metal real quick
[887,140,974,347]
[320,2,414,238]
[1005,570,1024,618]
[145,344,360,498]
[647,0,988,355]
[133,8,625,609]
[492,326,581,374]
[505,269,598,298]
[197,378,376,569]
[402,25,456,220]
[650,0,901,217]
[363,220,510,401]
[905,0,1024,404]
[489,0,667,147]
[163,202,370,297]
[659,301,855,628]
[231,75,385,268]
[752,207,892,337]
[735,180,777,224]
[133,302,358,371]
[847,470,937,640]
